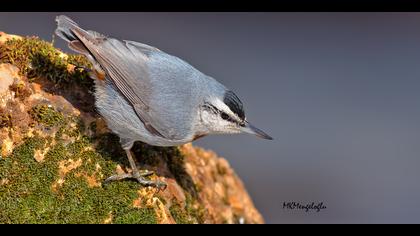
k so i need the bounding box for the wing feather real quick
[71,28,170,138]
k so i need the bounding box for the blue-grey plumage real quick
[55,15,272,188]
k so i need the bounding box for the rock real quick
[0,32,21,44]
[0,64,17,94]
[0,33,264,224]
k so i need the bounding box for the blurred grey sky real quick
[1,12,420,223]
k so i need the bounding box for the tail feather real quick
[55,15,107,80]
[55,15,106,52]
[55,15,81,42]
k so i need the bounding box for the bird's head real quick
[197,90,273,140]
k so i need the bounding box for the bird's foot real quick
[104,170,167,191]
[74,65,92,73]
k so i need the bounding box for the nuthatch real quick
[55,15,272,190]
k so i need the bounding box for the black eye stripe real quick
[203,103,238,123]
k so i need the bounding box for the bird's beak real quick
[241,121,273,140]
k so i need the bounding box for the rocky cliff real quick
[0,32,264,224]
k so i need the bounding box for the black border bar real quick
[3,0,420,12]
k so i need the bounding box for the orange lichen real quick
[52,158,83,191]
[134,188,176,224]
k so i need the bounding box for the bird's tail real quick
[55,15,81,43]
[55,15,108,81]
[55,15,101,57]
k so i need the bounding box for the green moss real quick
[185,194,206,224]
[56,116,85,139]
[169,194,206,224]
[9,81,32,101]
[169,203,191,224]
[0,37,93,90]
[0,136,51,224]
[29,104,64,127]
[0,120,158,224]
[113,208,157,224]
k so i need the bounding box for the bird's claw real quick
[132,174,167,192]
[104,170,167,192]
[153,180,168,193]
[74,65,91,73]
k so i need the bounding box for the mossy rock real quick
[0,32,264,224]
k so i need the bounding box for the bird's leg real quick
[125,149,166,188]
[104,149,167,191]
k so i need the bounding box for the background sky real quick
[1,12,420,223]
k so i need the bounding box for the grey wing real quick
[71,28,174,139]
[124,40,161,56]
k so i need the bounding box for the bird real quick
[55,15,273,190]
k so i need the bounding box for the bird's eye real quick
[221,112,230,121]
